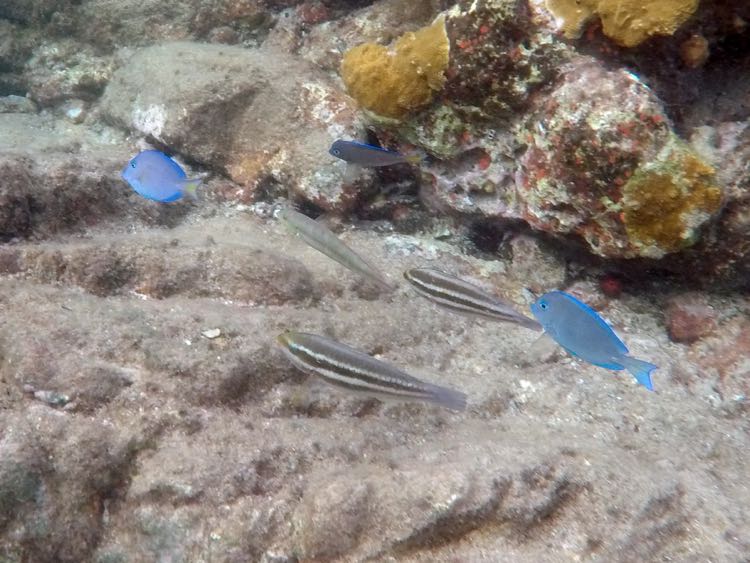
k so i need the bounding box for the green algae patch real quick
[340,16,450,120]
[394,104,469,160]
[622,139,721,257]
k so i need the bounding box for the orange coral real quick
[340,16,449,119]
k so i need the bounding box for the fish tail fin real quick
[427,383,467,412]
[620,356,657,391]
[373,274,398,292]
[405,153,425,166]
[180,178,202,200]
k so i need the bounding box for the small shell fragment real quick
[202,328,222,339]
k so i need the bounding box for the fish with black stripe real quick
[277,331,467,411]
[404,268,541,331]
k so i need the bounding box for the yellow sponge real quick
[340,16,450,119]
[545,0,699,47]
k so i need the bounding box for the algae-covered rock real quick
[0,0,72,25]
[25,40,114,106]
[340,15,449,119]
[516,59,720,259]
[545,0,699,47]
[444,0,569,119]
[622,139,721,257]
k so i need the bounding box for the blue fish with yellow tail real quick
[122,150,201,202]
[329,139,422,167]
[530,291,657,391]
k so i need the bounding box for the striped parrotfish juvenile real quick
[329,140,421,167]
[278,206,395,291]
[530,291,658,391]
[122,150,201,202]
[404,268,542,331]
[277,331,467,411]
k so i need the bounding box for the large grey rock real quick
[101,41,371,212]
[0,114,194,240]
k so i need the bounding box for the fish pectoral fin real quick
[528,333,559,362]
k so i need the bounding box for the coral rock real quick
[665,293,718,344]
[24,40,114,106]
[545,0,699,47]
[678,121,750,289]
[0,114,138,241]
[340,16,449,119]
[444,0,570,119]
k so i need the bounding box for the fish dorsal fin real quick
[349,140,400,155]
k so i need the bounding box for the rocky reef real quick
[1,0,750,561]
[331,0,750,284]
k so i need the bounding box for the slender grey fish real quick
[277,331,467,411]
[404,268,542,331]
[278,206,395,291]
[329,139,421,167]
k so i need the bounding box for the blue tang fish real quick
[329,139,421,167]
[122,150,201,202]
[530,291,657,391]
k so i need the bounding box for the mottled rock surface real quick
[2,201,750,561]
[1,0,750,561]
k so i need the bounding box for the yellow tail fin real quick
[180,178,202,200]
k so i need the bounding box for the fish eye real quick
[333,149,340,156]
[130,162,136,168]
[539,301,548,310]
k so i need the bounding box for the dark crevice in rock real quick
[391,478,513,555]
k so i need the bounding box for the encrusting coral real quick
[340,16,450,119]
[545,0,699,47]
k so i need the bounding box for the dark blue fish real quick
[122,150,201,202]
[329,140,421,167]
[530,291,657,391]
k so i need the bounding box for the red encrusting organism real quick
[600,273,623,297]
